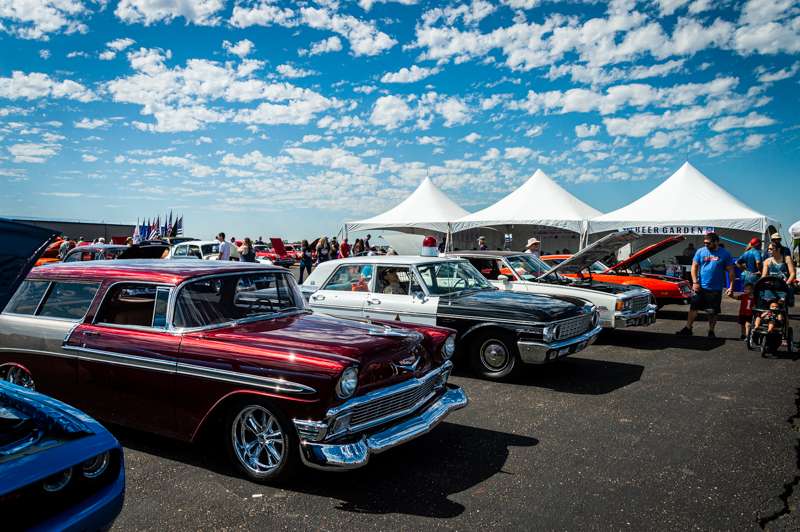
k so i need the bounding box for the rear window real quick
[4,280,49,315]
[38,282,100,320]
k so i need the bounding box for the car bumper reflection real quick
[298,384,467,470]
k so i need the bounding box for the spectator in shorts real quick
[677,232,735,338]
[729,283,754,340]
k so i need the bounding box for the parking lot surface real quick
[112,299,800,530]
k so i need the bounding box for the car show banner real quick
[624,226,715,235]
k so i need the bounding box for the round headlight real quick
[82,452,110,479]
[443,334,456,360]
[42,468,73,493]
[336,367,358,399]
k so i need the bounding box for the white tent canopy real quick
[453,169,602,234]
[790,220,800,239]
[589,162,779,235]
[345,177,468,234]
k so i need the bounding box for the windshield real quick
[201,244,220,256]
[173,272,306,328]
[508,255,570,283]
[591,261,609,273]
[416,261,493,295]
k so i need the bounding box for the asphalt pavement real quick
[111,292,800,531]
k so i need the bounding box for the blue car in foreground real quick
[0,380,125,530]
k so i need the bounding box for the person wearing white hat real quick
[524,237,541,258]
[765,232,792,260]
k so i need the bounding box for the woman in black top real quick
[239,237,256,262]
[299,239,313,283]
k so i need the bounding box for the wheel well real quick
[191,391,294,443]
[460,324,517,347]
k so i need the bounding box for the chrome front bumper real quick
[517,325,603,364]
[298,384,468,471]
[613,303,657,328]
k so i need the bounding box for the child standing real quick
[729,283,754,340]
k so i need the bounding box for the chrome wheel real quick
[480,340,510,371]
[1,364,35,389]
[231,405,286,475]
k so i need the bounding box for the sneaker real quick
[708,330,716,339]
[676,327,693,336]
[740,334,746,340]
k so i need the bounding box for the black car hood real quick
[438,288,588,323]
[567,278,639,294]
[0,219,59,310]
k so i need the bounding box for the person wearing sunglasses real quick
[677,232,735,338]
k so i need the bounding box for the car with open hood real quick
[254,238,295,269]
[0,218,125,529]
[448,248,656,329]
[301,256,602,381]
[0,260,466,482]
[541,233,693,308]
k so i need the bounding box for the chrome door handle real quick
[83,331,100,337]
[367,298,381,305]
[311,294,325,301]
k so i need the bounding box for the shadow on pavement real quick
[454,356,645,395]
[657,309,739,323]
[596,329,726,351]
[114,421,537,519]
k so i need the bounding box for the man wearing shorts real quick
[677,232,735,338]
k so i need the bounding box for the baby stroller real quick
[746,276,794,356]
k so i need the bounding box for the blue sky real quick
[1,0,798,241]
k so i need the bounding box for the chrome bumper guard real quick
[613,303,658,328]
[517,325,603,364]
[298,384,468,470]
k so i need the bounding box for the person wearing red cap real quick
[736,237,763,286]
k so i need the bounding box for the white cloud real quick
[525,125,544,137]
[302,36,343,56]
[461,132,481,143]
[418,135,443,145]
[276,64,315,78]
[757,61,800,83]
[646,130,684,149]
[369,95,413,129]
[38,49,50,59]
[8,142,59,163]
[710,112,776,132]
[74,118,109,129]
[115,0,224,26]
[98,37,135,60]
[0,71,95,101]
[504,146,534,161]
[656,0,690,17]
[743,133,765,149]
[501,0,540,9]
[359,0,417,11]
[380,65,440,83]
[435,96,471,127]
[0,0,90,40]
[575,124,600,138]
[223,38,254,58]
[81,153,98,162]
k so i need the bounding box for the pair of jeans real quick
[298,261,312,283]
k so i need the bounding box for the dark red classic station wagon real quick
[0,260,467,483]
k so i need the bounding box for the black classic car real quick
[302,256,602,380]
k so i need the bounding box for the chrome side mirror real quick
[412,291,426,302]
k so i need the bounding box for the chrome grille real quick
[349,376,437,429]
[555,314,592,340]
[630,295,650,312]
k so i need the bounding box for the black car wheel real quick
[469,331,519,381]
[223,399,298,484]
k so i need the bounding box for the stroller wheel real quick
[788,328,794,354]
[746,330,755,351]
[761,340,769,358]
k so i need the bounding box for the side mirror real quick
[412,291,426,302]
[497,274,510,283]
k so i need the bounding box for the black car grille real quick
[629,295,650,312]
[349,376,438,429]
[555,314,593,341]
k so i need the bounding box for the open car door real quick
[540,230,640,278]
[0,219,59,309]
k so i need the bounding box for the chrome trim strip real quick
[60,345,316,395]
[363,308,436,320]
[436,313,546,327]
[175,362,316,395]
[0,347,75,359]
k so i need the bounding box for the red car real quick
[254,238,295,268]
[0,261,466,483]
[541,234,693,308]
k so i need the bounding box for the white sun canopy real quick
[345,177,468,234]
[790,220,800,239]
[452,169,602,234]
[589,162,779,235]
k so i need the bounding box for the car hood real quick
[543,230,639,277]
[191,313,433,390]
[439,288,590,323]
[0,219,59,310]
[565,278,647,296]
[606,236,685,272]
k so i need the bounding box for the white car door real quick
[363,265,438,325]
[307,263,374,320]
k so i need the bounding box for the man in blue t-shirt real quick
[736,237,763,285]
[677,232,735,338]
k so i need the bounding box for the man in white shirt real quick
[217,232,232,260]
[525,237,541,258]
